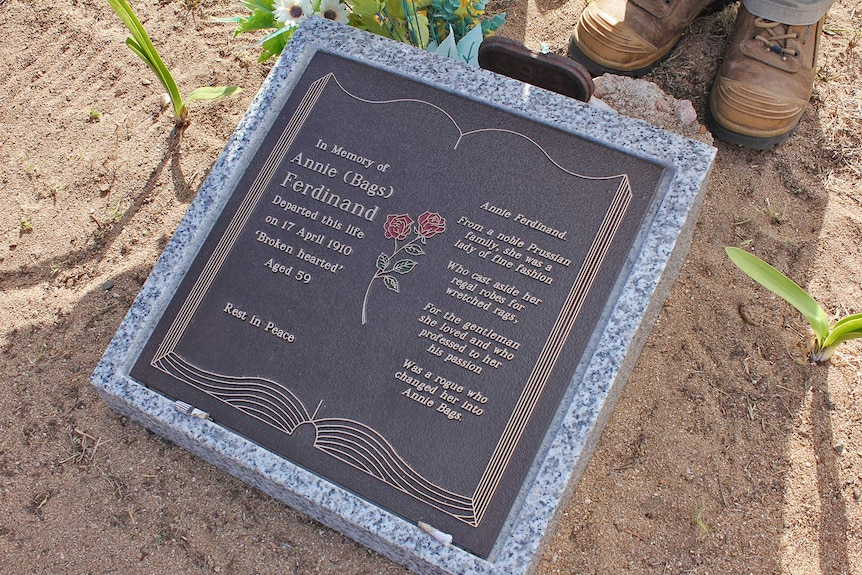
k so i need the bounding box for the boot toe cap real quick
[711,77,808,138]
[570,6,659,71]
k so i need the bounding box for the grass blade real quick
[249,23,295,48]
[108,0,185,120]
[125,38,162,80]
[725,247,830,345]
[187,86,243,101]
[830,312,862,331]
[209,16,244,23]
[242,0,274,10]
[822,314,862,348]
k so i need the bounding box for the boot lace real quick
[753,18,807,58]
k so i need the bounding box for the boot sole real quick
[707,110,796,150]
[567,0,736,78]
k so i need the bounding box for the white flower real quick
[273,0,313,26]
[315,0,349,24]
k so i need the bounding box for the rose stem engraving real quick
[361,211,446,325]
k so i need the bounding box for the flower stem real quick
[361,269,385,325]
[360,234,422,325]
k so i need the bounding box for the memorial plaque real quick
[93,19,714,575]
[131,50,663,557]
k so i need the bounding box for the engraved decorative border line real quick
[148,67,632,527]
[153,75,330,362]
[155,352,476,520]
[472,178,631,521]
[327,74,627,183]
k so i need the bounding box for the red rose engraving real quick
[383,213,414,241]
[417,211,446,238]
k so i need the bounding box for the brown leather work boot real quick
[568,0,727,76]
[709,7,823,149]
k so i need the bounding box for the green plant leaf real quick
[252,23,296,47]
[725,247,830,345]
[210,15,243,23]
[349,14,394,40]
[432,25,459,59]
[456,21,484,65]
[830,312,862,331]
[236,24,293,61]
[409,8,431,48]
[242,0,274,11]
[235,9,278,33]
[187,86,243,101]
[351,0,385,15]
[386,0,408,19]
[108,0,184,120]
[258,31,290,61]
[124,38,158,76]
[481,12,506,34]
[822,313,862,349]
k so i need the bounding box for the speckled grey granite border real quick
[91,19,715,575]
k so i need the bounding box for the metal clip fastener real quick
[418,522,453,546]
[173,400,210,420]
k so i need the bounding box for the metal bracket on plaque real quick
[478,36,595,103]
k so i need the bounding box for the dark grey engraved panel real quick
[131,51,666,558]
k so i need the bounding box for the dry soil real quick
[1,0,861,573]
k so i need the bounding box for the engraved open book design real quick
[131,53,653,554]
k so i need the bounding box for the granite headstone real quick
[92,19,715,575]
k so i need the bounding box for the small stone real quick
[834,444,845,455]
[675,100,697,125]
[102,280,115,291]
[142,79,152,86]
[591,74,713,145]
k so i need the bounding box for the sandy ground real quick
[1,0,861,572]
